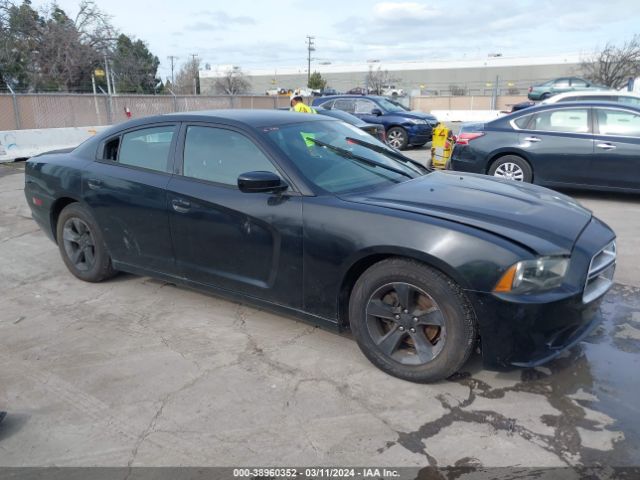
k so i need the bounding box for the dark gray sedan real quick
[450,101,640,193]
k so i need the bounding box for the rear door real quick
[591,106,640,190]
[331,98,356,114]
[166,123,304,307]
[83,123,178,273]
[515,107,595,185]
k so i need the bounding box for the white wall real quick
[0,126,109,163]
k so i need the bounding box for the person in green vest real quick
[290,95,316,113]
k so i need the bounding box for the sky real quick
[29,0,640,80]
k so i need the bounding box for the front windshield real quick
[376,98,410,112]
[264,120,423,194]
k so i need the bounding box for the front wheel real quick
[56,203,116,282]
[488,155,533,183]
[349,258,477,383]
[386,127,408,150]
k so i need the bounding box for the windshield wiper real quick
[306,138,416,179]
[345,137,430,173]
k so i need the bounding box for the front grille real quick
[583,240,616,303]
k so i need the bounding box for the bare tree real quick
[173,57,200,94]
[365,66,398,95]
[581,35,640,89]
[214,66,251,95]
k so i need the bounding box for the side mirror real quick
[238,171,288,194]
[371,108,383,116]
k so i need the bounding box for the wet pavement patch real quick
[384,283,640,467]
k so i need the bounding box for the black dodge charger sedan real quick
[450,101,640,192]
[24,110,616,383]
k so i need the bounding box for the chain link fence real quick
[0,93,292,131]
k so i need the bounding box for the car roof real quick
[160,109,335,127]
[316,95,387,100]
[492,100,640,124]
[543,90,634,102]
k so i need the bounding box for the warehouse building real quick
[199,54,582,96]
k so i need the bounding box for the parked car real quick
[450,101,640,192]
[346,87,367,95]
[316,87,339,96]
[315,107,386,143]
[25,110,616,383]
[541,90,640,106]
[381,85,405,97]
[312,95,437,149]
[528,77,608,101]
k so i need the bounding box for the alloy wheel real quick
[387,130,406,149]
[493,162,525,181]
[62,217,96,271]
[365,282,446,365]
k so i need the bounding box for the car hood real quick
[341,171,592,255]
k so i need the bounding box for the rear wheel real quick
[56,203,116,282]
[349,258,477,383]
[488,155,533,183]
[540,92,551,100]
[386,127,408,150]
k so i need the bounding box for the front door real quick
[591,106,640,191]
[82,123,178,273]
[516,106,594,186]
[167,124,303,308]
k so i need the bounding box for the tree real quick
[365,66,397,95]
[173,57,200,94]
[33,6,100,91]
[111,34,160,93]
[0,0,43,90]
[307,71,326,90]
[214,66,251,95]
[581,35,640,89]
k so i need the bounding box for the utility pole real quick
[190,53,199,95]
[104,53,112,95]
[167,55,178,85]
[306,35,315,84]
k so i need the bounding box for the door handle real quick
[171,198,191,213]
[596,143,616,150]
[524,136,542,143]
[87,179,103,190]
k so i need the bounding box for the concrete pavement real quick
[0,162,638,469]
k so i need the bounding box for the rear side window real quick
[596,108,640,136]
[354,99,377,114]
[513,114,533,129]
[118,126,176,172]
[571,78,588,87]
[333,99,356,113]
[317,99,335,109]
[530,109,589,133]
[183,126,278,186]
[553,78,570,87]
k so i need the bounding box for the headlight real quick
[494,257,569,294]
[407,119,427,124]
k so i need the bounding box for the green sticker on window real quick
[300,131,316,147]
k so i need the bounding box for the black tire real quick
[540,92,551,100]
[349,258,477,383]
[56,203,116,283]
[488,155,533,183]
[386,126,409,150]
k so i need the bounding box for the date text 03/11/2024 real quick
[232,468,400,478]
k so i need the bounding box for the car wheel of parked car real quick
[349,258,477,383]
[540,92,551,100]
[386,127,408,150]
[56,203,116,283]
[489,155,533,183]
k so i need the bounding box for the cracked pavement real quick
[0,161,639,468]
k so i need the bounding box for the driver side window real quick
[182,126,278,186]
